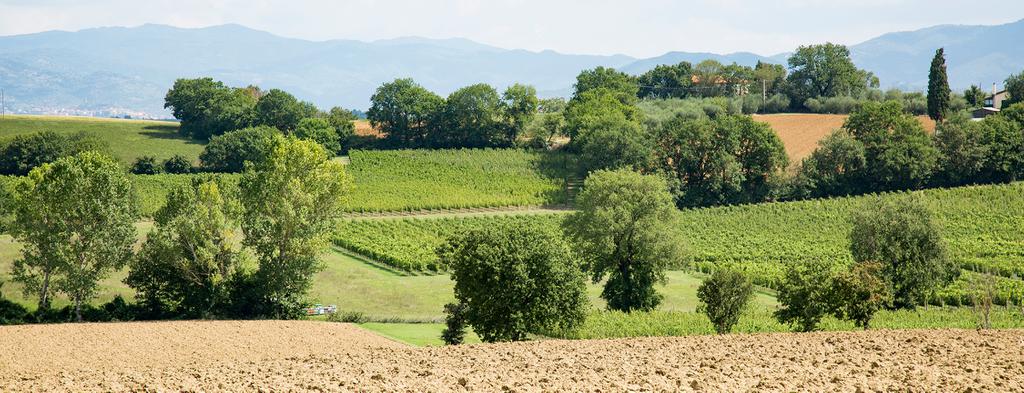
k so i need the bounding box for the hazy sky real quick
[1,0,1022,57]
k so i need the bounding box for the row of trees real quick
[2,136,348,321]
[164,78,357,150]
[796,101,1024,199]
[366,79,539,149]
[634,43,878,112]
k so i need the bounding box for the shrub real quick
[162,155,193,174]
[0,282,29,325]
[200,125,280,173]
[441,222,588,342]
[775,260,836,332]
[830,262,892,329]
[0,131,112,176]
[441,302,468,345]
[130,156,161,174]
[327,310,368,323]
[697,269,754,334]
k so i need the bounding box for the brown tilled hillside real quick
[754,114,937,162]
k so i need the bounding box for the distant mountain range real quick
[0,19,1021,118]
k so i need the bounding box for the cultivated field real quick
[1,321,1021,391]
[0,115,201,164]
[752,113,937,161]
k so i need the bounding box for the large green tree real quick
[239,136,351,317]
[654,114,788,207]
[0,131,111,176]
[1005,71,1024,108]
[441,223,588,342]
[367,78,444,147]
[786,43,878,106]
[9,152,138,320]
[843,101,939,191]
[927,48,951,122]
[564,169,684,312]
[964,85,987,107]
[126,177,243,317]
[293,117,342,154]
[500,83,539,145]
[564,88,650,172]
[254,89,310,132]
[795,130,867,197]
[572,66,639,106]
[849,195,957,308]
[164,78,258,139]
[431,83,505,148]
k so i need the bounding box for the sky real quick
[1,0,1023,58]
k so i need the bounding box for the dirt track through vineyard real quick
[2,321,1022,391]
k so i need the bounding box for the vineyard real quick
[334,214,567,271]
[333,182,1024,305]
[342,149,573,212]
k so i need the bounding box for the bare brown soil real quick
[754,114,937,162]
[2,321,1022,392]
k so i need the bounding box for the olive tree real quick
[849,195,957,308]
[697,269,754,334]
[239,135,351,317]
[564,169,685,312]
[441,222,588,342]
[9,152,138,320]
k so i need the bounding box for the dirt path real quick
[341,205,572,220]
[2,321,1022,391]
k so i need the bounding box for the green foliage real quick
[795,130,867,197]
[654,114,788,207]
[164,78,258,139]
[0,131,112,176]
[431,84,506,148]
[637,62,694,99]
[335,214,565,271]
[254,89,311,132]
[293,117,341,154]
[774,260,836,332]
[343,149,569,213]
[975,109,1024,182]
[367,78,445,147]
[501,83,539,145]
[9,152,138,320]
[964,85,987,107]
[830,261,892,329]
[239,136,351,318]
[573,66,639,106]
[564,88,649,172]
[126,177,243,318]
[162,155,193,174]
[932,116,986,186]
[199,125,281,173]
[441,302,468,345]
[564,170,684,312]
[441,222,588,342]
[927,48,951,121]
[850,195,957,308]
[325,107,357,151]
[1005,71,1024,108]
[697,269,754,334]
[130,155,161,175]
[786,43,878,107]
[844,101,939,191]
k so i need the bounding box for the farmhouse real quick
[972,87,1008,119]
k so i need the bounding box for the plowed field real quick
[753,114,937,162]
[2,321,1021,391]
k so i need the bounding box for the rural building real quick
[985,89,1008,109]
[972,107,1000,120]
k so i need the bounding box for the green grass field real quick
[0,115,202,164]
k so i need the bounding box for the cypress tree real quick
[927,48,951,122]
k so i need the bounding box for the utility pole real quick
[761,80,767,113]
[1,89,5,118]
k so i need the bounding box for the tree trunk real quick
[74,294,83,322]
[38,270,51,310]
